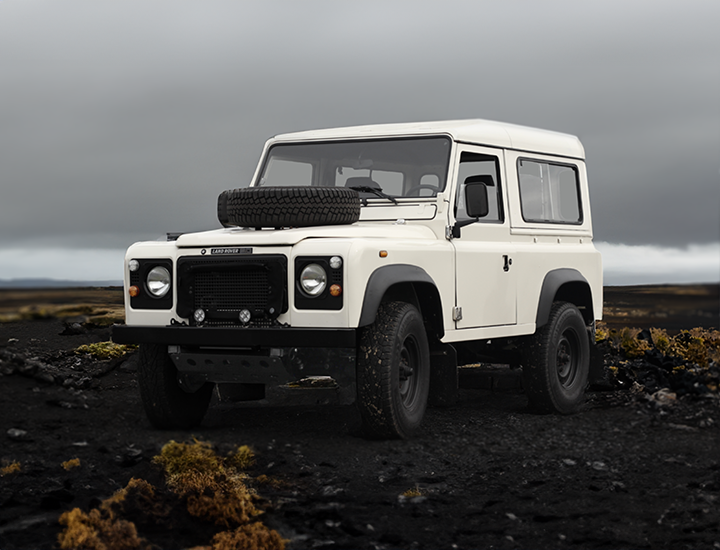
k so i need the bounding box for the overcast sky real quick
[1,0,718,284]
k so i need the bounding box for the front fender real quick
[358,264,436,327]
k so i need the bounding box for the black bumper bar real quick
[112,324,357,348]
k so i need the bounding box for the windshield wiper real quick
[348,185,398,204]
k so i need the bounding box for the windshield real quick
[256,136,452,199]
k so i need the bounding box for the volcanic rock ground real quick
[0,286,719,549]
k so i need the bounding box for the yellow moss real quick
[75,341,136,360]
[104,478,156,509]
[58,507,148,550]
[154,440,263,527]
[595,322,609,343]
[86,313,126,327]
[58,440,284,549]
[255,475,287,489]
[170,470,259,527]
[211,523,286,550]
[62,458,81,470]
[1,461,21,476]
[401,485,423,498]
[153,439,224,477]
[619,328,651,359]
[668,329,711,367]
[52,305,99,317]
[0,312,22,323]
[650,328,671,354]
[227,445,255,470]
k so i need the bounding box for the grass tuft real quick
[58,507,149,550]
[62,458,81,470]
[1,460,21,476]
[401,485,423,498]
[227,445,255,470]
[210,522,286,550]
[75,341,136,360]
[58,439,286,549]
[153,439,224,477]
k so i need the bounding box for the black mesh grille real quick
[194,268,269,311]
[177,254,287,326]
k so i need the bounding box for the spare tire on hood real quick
[217,186,361,228]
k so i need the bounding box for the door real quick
[451,145,516,328]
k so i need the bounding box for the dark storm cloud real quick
[0,0,718,257]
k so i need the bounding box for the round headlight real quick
[146,266,171,298]
[300,263,327,297]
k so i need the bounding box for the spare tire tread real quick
[217,190,231,227]
[218,186,361,228]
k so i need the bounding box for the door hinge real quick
[445,226,454,240]
[452,306,463,321]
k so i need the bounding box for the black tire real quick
[137,344,214,429]
[357,301,430,439]
[217,190,231,228]
[523,302,590,414]
[217,186,361,228]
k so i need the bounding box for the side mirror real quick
[452,175,492,238]
[465,179,490,219]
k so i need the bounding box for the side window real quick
[518,159,582,224]
[454,152,503,223]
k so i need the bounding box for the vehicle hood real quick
[174,223,438,247]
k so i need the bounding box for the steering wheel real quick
[405,184,440,197]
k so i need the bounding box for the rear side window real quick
[518,159,582,224]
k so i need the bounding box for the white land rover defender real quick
[112,119,603,439]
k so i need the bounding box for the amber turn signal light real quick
[129,285,140,297]
[379,250,388,258]
[329,284,342,297]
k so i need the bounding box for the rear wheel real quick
[356,301,430,439]
[137,344,214,429]
[523,302,589,414]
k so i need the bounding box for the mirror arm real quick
[451,217,479,239]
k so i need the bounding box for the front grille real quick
[194,268,269,311]
[177,255,287,326]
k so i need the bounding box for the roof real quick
[271,119,585,159]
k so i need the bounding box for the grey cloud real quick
[0,0,718,253]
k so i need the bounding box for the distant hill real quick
[0,279,123,289]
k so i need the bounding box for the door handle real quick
[503,255,512,272]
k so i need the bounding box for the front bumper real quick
[111,324,357,348]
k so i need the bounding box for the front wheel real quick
[356,301,430,439]
[137,344,214,429]
[523,302,590,414]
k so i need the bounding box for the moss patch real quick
[58,440,285,550]
[1,460,21,476]
[75,342,136,360]
[62,458,81,471]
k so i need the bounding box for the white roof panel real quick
[271,119,584,159]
